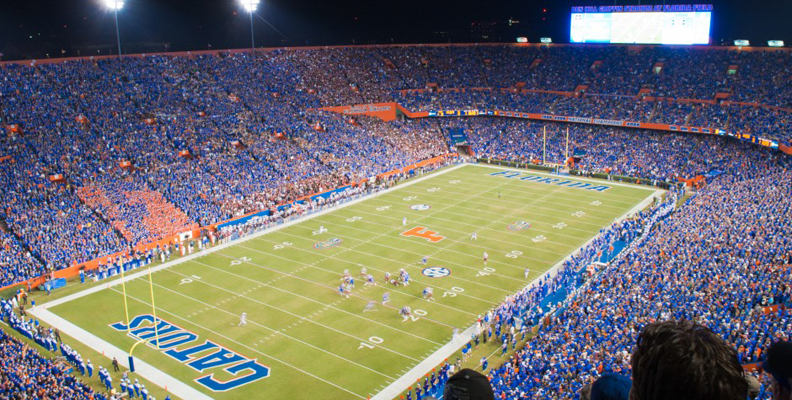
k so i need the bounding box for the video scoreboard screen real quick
[570,4,712,45]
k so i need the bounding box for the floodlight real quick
[768,40,784,47]
[240,0,260,13]
[540,37,552,43]
[734,40,750,47]
[104,0,125,11]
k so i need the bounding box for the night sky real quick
[1,0,791,60]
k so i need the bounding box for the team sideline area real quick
[31,164,654,399]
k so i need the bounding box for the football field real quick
[38,164,657,400]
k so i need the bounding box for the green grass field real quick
[43,164,655,400]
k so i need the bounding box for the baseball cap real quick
[443,368,495,400]
[591,373,631,400]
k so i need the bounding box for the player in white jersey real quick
[471,232,477,241]
[422,255,428,265]
[384,271,391,284]
[400,306,412,321]
[364,274,376,286]
[382,292,391,305]
[403,217,407,226]
[423,287,434,301]
[238,312,247,327]
[363,301,377,312]
[524,267,530,279]
[359,267,367,278]
[483,251,489,265]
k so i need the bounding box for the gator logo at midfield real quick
[314,238,343,250]
[110,314,270,392]
[410,204,432,211]
[508,221,532,231]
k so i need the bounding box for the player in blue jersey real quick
[338,284,350,298]
[364,274,376,286]
[382,292,391,305]
[363,301,377,312]
[423,286,434,301]
[422,255,428,265]
[400,305,412,321]
[481,356,488,371]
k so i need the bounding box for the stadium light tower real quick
[240,0,260,50]
[104,0,125,57]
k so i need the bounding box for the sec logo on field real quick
[410,204,432,211]
[422,267,450,278]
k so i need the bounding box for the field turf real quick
[45,164,655,399]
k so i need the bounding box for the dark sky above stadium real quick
[1,0,791,60]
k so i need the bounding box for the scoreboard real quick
[570,4,712,45]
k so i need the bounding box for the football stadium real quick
[0,1,791,400]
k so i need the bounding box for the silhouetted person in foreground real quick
[630,320,748,400]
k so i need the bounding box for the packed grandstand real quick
[0,44,790,399]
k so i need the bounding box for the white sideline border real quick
[29,163,467,400]
[371,165,663,400]
[28,162,662,400]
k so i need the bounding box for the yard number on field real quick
[553,222,567,229]
[179,275,202,285]
[358,336,385,350]
[376,205,391,211]
[443,287,465,297]
[449,180,461,184]
[532,235,547,243]
[403,196,417,201]
[505,250,522,259]
[477,267,496,277]
[405,309,427,322]
[427,187,441,192]
[312,226,328,235]
[346,216,363,223]
[273,241,293,250]
[572,211,586,218]
[230,256,252,266]
[591,201,602,206]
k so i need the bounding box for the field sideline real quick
[31,163,658,400]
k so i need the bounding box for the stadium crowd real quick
[0,44,791,399]
[475,154,791,399]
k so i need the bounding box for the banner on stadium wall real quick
[319,102,399,122]
[423,109,782,150]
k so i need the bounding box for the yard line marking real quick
[283,222,541,276]
[399,183,627,214]
[187,258,445,345]
[236,240,497,307]
[372,186,663,400]
[351,206,591,240]
[270,232,526,288]
[112,285,399,380]
[213,246,478,327]
[162,267,423,361]
[103,289,369,399]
